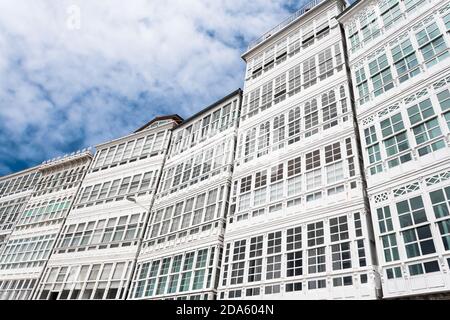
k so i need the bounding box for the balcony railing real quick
[246,0,325,52]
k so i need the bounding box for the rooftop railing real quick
[246,0,325,52]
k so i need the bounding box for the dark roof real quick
[134,114,183,133]
[176,88,242,129]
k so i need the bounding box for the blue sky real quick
[0,0,313,176]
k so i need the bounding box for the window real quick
[325,143,341,163]
[307,222,324,247]
[318,47,333,80]
[403,225,436,258]
[288,107,301,144]
[364,126,377,145]
[274,73,286,104]
[414,120,445,156]
[308,247,325,273]
[355,67,369,104]
[333,276,353,287]
[253,187,266,206]
[379,0,401,29]
[289,30,301,55]
[248,258,262,282]
[270,164,283,183]
[244,128,256,159]
[360,9,380,42]
[304,99,318,136]
[267,232,282,255]
[272,115,285,150]
[408,260,440,276]
[287,227,302,251]
[391,38,420,83]
[260,81,273,111]
[264,284,280,295]
[287,175,301,197]
[308,279,326,290]
[257,122,270,157]
[322,91,338,129]
[303,56,316,89]
[255,170,267,188]
[240,176,252,194]
[233,240,246,261]
[386,266,402,279]
[381,234,400,262]
[306,150,320,170]
[377,206,394,233]
[266,255,281,280]
[404,0,425,12]
[287,157,301,177]
[437,89,450,112]
[286,282,302,292]
[331,242,351,270]
[288,64,301,96]
[306,169,321,190]
[287,251,302,277]
[330,216,349,242]
[429,186,450,218]
[369,53,394,96]
[326,161,344,184]
[249,236,263,258]
[349,27,360,51]
[354,212,363,237]
[367,144,381,164]
[248,88,260,116]
[416,23,449,68]
[396,196,428,228]
[407,98,435,125]
[384,132,410,157]
[437,219,450,250]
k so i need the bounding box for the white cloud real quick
[0,0,307,175]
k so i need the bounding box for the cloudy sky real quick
[0,0,312,176]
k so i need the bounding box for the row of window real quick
[92,130,168,171]
[220,213,366,289]
[0,196,28,232]
[158,140,233,197]
[232,139,355,215]
[376,186,450,264]
[0,172,39,198]
[246,8,335,82]
[147,185,226,241]
[33,164,88,196]
[221,273,369,299]
[0,279,37,300]
[347,0,438,53]
[168,100,239,158]
[17,197,72,227]
[383,258,449,283]
[363,90,449,175]
[238,85,349,165]
[35,261,133,300]
[242,43,344,121]
[0,234,57,270]
[354,16,450,106]
[76,170,158,207]
[54,212,146,253]
[131,246,218,299]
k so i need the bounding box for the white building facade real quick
[217,0,380,300]
[0,168,40,261]
[129,90,242,300]
[32,116,181,300]
[338,0,450,298]
[0,152,92,300]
